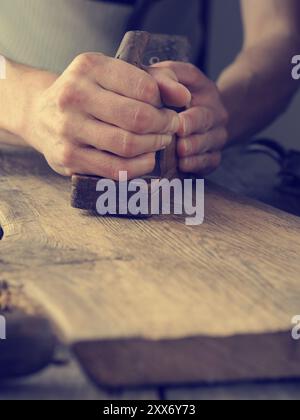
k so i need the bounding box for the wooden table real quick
[1,143,300,399]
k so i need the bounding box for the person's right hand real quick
[25,53,189,180]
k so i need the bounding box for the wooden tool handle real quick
[115,31,150,67]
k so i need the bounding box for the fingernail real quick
[171,114,180,133]
[184,88,192,108]
[138,154,155,173]
[162,135,173,148]
[178,114,188,137]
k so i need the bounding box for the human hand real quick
[25,53,190,179]
[151,62,229,176]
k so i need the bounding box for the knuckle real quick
[72,53,99,74]
[119,131,136,158]
[132,105,151,134]
[58,143,76,167]
[57,81,84,110]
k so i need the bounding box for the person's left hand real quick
[149,62,229,176]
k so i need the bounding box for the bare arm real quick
[218,0,300,142]
[0,59,56,146]
[148,1,300,177]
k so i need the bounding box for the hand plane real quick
[71,31,191,214]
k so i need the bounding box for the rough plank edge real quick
[72,331,300,391]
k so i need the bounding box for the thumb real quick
[147,65,191,109]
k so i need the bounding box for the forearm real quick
[218,34,300,143]
[0,57,57,146]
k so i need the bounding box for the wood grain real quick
[115,31,150,68]
[1,144,300,388]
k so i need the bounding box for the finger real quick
[84,85,180,135]
[152,61,210,93]
[64,146,156,180]
[179,152,222,176]
[147,66,191,108]
[78,119,173,158]
[70,53,162,107]
[177,127,228,158]
[178,106,223,137]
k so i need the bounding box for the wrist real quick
[17,66,58,146]
[0,59,58,146]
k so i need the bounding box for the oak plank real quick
[1,144,300,388]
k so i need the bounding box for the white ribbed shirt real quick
[0,0,204,73]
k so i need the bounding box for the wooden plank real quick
[1,144,300,389]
